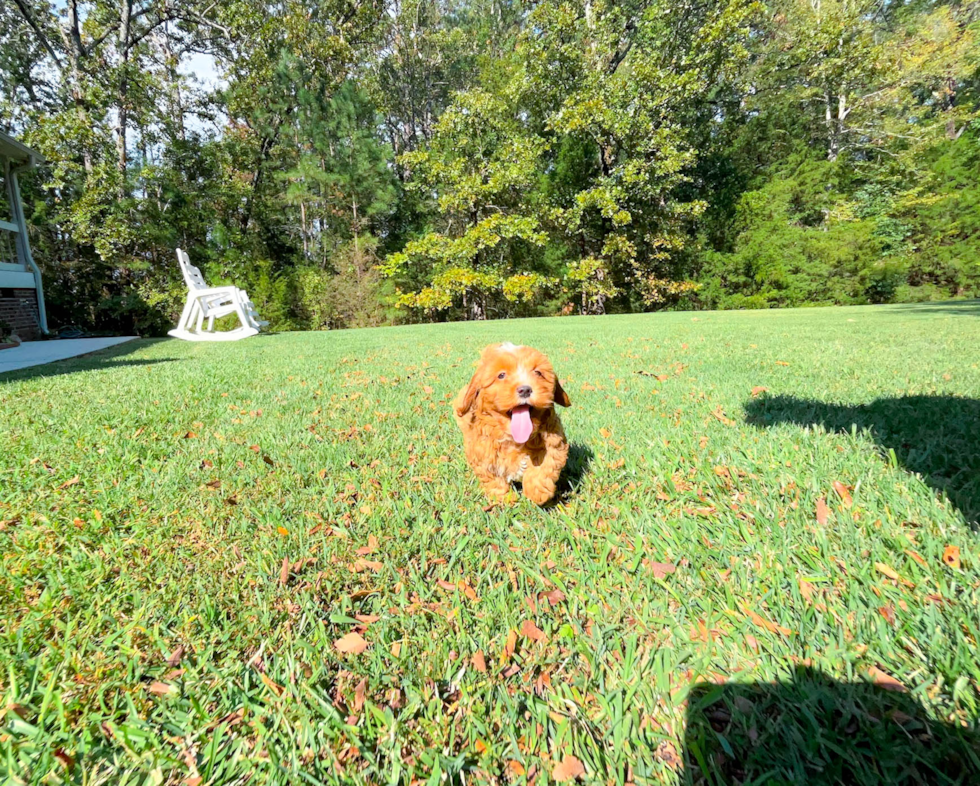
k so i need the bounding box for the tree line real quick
[2,0,978,333]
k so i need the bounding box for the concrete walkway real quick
[0,336,137,374]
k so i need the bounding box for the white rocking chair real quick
[168,249,268,342]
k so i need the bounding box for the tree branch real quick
[11,0,64,71]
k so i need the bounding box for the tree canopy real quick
[3,0,979,332]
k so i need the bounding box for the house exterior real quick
[0,130,47,340]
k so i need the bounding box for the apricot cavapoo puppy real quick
[453,343,571,504]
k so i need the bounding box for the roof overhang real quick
[0,130,43,168]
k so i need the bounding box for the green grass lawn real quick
[2,302,980,785]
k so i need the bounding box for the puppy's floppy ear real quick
[554,376,571,407]
[455,367,484,416]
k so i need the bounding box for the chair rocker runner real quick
[168,249,268,341]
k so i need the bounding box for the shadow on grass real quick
[555,442,594,501]
[685,666,980,785]
[893,299,980,318]
[745,394,980,526]
[0,339,176,384]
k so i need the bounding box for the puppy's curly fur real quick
[453,343,570,504]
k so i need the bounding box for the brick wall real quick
[0,288,41,341]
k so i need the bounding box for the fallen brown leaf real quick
[942,545,960,569]
[711,406,735,426]
[875,562,900,581]
[878,604,896,625]
[148,681,175,696]
[816,497,830,526]
[259,673,284,697]
[521,619,547,643]
[166,645,185,668]
[353,678,367,713]
[503,629,518,660]
[655,740,681,770]
[739,602,793,636]
[832,481,853,508]
[334,632,369,654]
[507,760,526,777]
[59,475,80,490]
[53,748,75,771]
[905,549,927,567]
[552,755,585,782]
[750,386,768,397]
[645,560,676,580]
[471,651,487,673]
[868,665,906,692]
[356,535,380,555]
[278,557,290,586]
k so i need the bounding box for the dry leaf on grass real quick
[739,602,793,636]
[260,673,284,697]
[655,740,681,770]
[148,681,175,696]
[874,562,900,581]
[711,406,735,426]
[905,549,927,566]
[832,481,853,507]
[353,678,367,712]
[471,651,487,673]
[54,748,75,771]
[816,497,830,526]
[278,557,290,585]
[352,559,383,573]
[334,632,369,654]
[59,475,80,490]
[868,665,906,692]
[878,604,896,625]
[356,535,379,555]
[506,760,526,777]
[644,560,676,579]
[521,619,547,643]
[942,545,960,569]
[503,629,518,660]
[750,386,768,397]
[166,645,185,668]
[552,755,585,782]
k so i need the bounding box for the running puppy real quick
[453,343,571,504]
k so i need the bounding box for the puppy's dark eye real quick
[497,372,506,379]
[534,369,544,378]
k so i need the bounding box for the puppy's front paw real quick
[481,478,511,499]
[523,476,556,506]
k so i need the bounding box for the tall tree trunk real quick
[116,0,133,197]
[63,2,94,174]
[351,195,361,282]
[825,91,838,162]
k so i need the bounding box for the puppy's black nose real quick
[517,385,532,399]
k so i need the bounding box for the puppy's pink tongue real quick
[510,405,533,444]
